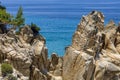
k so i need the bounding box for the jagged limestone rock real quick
[1,10,120,80]
[63,11,120,80]
[0,25,63,80]
[72,11,104,51]
[47,53,63,80]
[0,26,49,80]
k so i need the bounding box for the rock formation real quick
[63,11,120,80]
[1,10,120,80]
[0,25,62,80]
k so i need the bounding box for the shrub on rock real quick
[1,63,13,76]
[30,22,40,35]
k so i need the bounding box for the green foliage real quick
[0,2,10,24]
[8,74,17,80]
[0,9,12,24]
[0,3,41,35]
[30,22,40,34]
[15,6,25,27]
[1,63,13,76]
[0,5,25,33]
[16,6,23,19]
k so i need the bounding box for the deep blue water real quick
[1,0,120,56]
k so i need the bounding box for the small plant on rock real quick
[1,63,13,76]
[30,22,40,35]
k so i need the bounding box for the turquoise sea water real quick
[1,0,120,56]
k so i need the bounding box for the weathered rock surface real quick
[47,53,63,80]
[0,26,56,80]
[1,10,120,80]
[63,11,120,80]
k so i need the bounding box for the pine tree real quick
[0,10,11,24]
[0,2,11,33]
[15,6,25,27]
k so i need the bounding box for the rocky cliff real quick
[63,11,120,80]
[0,26,62,80]
[1,11,120,80]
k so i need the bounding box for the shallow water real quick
[1,0,120,56]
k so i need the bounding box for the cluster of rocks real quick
[0,26,62,80]
[63,11,120,80]
[0,11,120,80]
